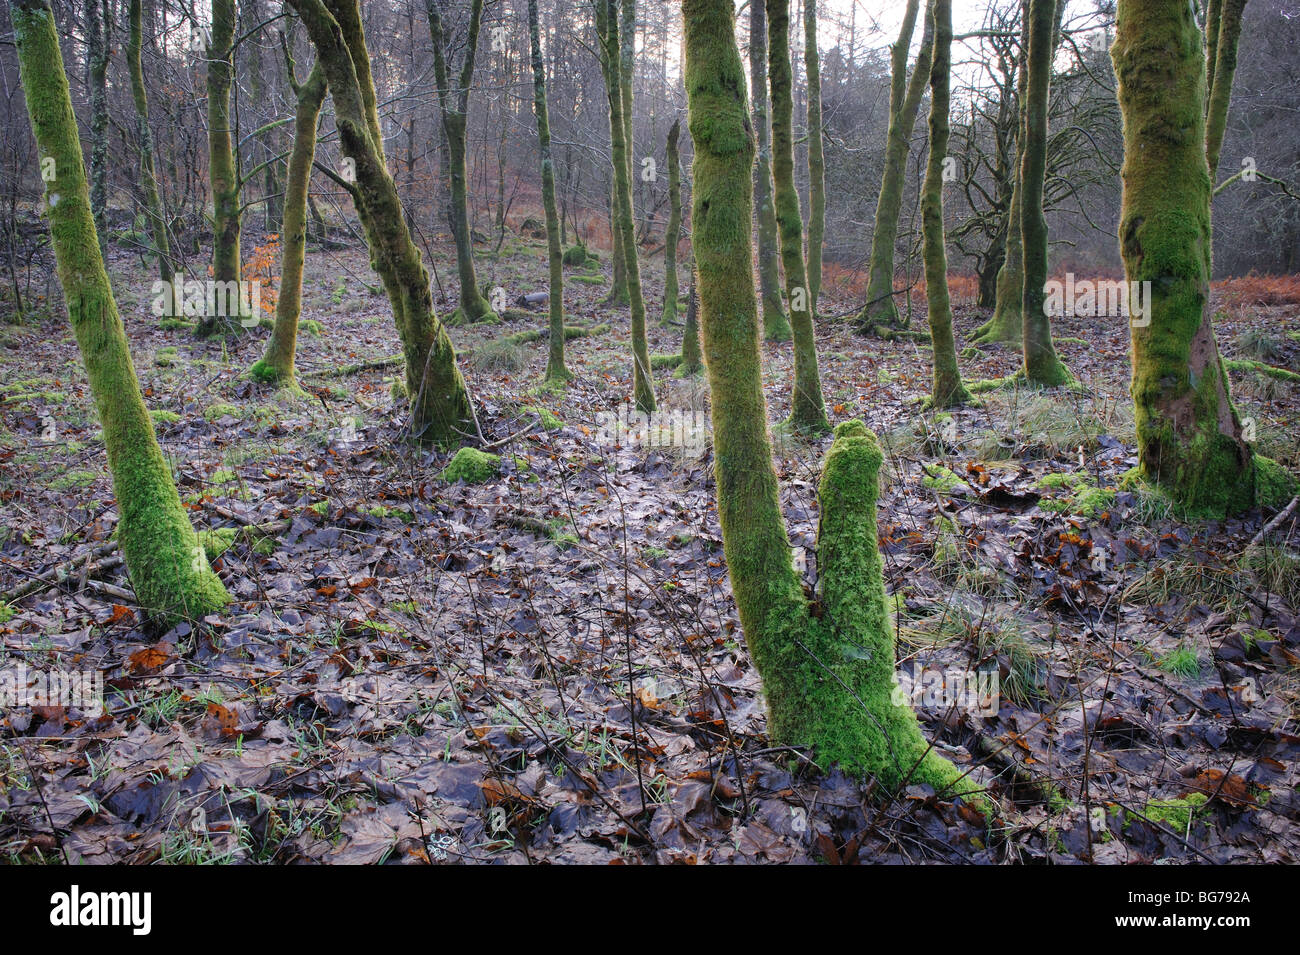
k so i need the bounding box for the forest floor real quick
[2,226,1299,864]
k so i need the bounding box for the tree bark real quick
[767,0,828,434]
[971,9,1028,347]
[86,0,109,251]
[660,117,682,326]
[921,0,970,408]
[127,0,173,282]
[804,0,825,316]
[250,49,326,387]
[1019,0,1069,385]
[1111,0,1257,513]
[12,0,229,623]
[598,0,654,414]
[291,0,474,446]
[527,0,570,382]
[855,0,933,333]
[749,0,790,341]
[682,0,974,796]
[427,0,496,325]
[1205,0,1246,181]
[201,0,244,337]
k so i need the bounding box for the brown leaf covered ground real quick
[2,228,1299,864]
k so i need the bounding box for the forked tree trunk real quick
[127,0,173,283]
[682,0,976,799]
[291,0,474,446]
[804,0,825,316]
[855,0,933,333]
[1018,0,1069,385]
[12,0,229,623]
[767,0,829,434]
[526,0,570,382]
[250,53,326,387]
[921,0,970,408]
[660,118,682,326]
[1110,0,1259,514]
[749,0,790,340]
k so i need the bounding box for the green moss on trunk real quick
[526,0,570,383]
[201,0,244,338]
[427,0,496,325]
[971,15,1028,348]
[684,0,973,799]
[1204,0,1246,180]
[920,0,970,409]
[660,118,683,327]
[749,0,790,340]
[294,0,473,446]
[804,0,825,316]
[1019,0,1070,386]
[13,0,229,623]
[251,58,326,387]
[855,0,932,333]
[680,280,701,374]
[1111,0,1254,513]
[767,0,829,434]
[598,0,654,415]
[127,0,173,283]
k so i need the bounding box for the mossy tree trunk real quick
[427,0,496,325]
[971,13,1028,348]
[749,0,790,341]
[660,117,682,326]
[86,0,109,251]
[1018,0,1070,385]
[250,50,326,387]
[596,3,629,306]
[680,278,701,374]
[921,0,970,408]
[767,0,829,434]
[597,0,654,414]
[12,0,229,623]
[127,0,173,283]
[1110,0,1255,513]
[804,0,825,316]
[682,0,973,796]
[527,0,570,382]
[291,0,474,446]
[1204,0,1246,181]
[855,0,933,333]
[202,0,244,337]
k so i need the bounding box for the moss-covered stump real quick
[440,447,500,484]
